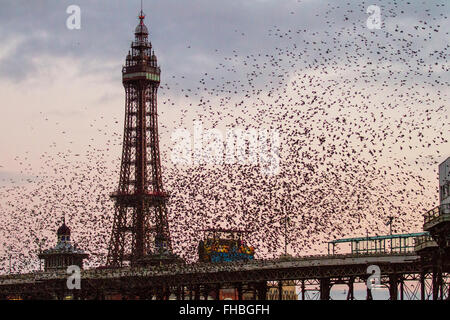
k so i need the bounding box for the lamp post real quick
[282,182,292,257]
[388,216,394,236]
[284,215,290,256]
[6,244,13,274]
[366,229,369,255]
[386,216,394,252]
[37,239,46,271]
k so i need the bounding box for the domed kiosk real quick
[38,218,88,271]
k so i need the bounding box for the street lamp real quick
[282,182,292,257]
[280,209,292,257]
[386,216,394,252]
[35,237,47,271]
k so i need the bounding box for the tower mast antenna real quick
[139,0,145,24]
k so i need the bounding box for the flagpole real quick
[284,214,290,256]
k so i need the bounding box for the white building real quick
[439,157,450,206]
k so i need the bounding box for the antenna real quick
[139,0,145,23]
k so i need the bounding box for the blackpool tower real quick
[107,7,181,267]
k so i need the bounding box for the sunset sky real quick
[0,0,448,272]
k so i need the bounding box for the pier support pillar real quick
[319,278,331,300]
[389,274,398,300]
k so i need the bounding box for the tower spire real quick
[139,0,145,24]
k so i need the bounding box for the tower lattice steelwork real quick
[107,9,180,267]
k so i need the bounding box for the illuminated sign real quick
[199,239,255,263]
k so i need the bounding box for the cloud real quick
[0,170,38,186]
[0,0,446,84]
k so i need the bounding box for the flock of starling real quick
[0,1,448,273]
